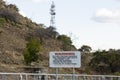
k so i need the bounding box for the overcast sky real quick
[3,0,120,50]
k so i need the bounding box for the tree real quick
[0,8,18,22]
[78,45,92,54]
[24,38,42,65]
[7,4,19,12]
[57,34,75,50]
[78,45,92,72]
[89,50,120,74]
[46,26,59,39]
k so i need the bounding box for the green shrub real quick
[85,67,90,74]
[0,18,6,27]
[0,8,18,23]
[114,72,120,76]
[57,35,74,50]
[24,38,42,65]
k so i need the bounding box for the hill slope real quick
[0,0,76,72]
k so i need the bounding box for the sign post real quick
[72,66,75,80]
[56,68,58,80]
[49,51,81,80]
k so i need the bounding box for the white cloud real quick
[92,8,120,23]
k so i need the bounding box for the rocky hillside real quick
[0,0,76,72]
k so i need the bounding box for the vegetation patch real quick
[0,18,6,27]
[24,38,43,65]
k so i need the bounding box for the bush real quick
[114,72,120,76]
[0,18,6,27]
[46,26,59,39]
[7,4,19,12]
[24,38,42,65]
[0,8,18,23]
[57,35,74,50]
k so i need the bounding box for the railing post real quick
[101,76,105,80]
[11,74,16,80]
[110,77,113,80]
[25,74,28,80]
[45,75,48,80]
[118,77,120,80]
[20,74,22,80]
[34,75,38,80]
[83,76,87,80]
[2,74,6,80]
[91,76,96,80]
[63,75,68,80]
[98,76,102,80]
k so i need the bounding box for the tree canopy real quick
[89,50,120,74]
[57,34,75,50]
[78,45,92,54]
[24,38,42,65]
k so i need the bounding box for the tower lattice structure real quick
[50,1,56,27]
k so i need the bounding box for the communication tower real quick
[50,1,56,27]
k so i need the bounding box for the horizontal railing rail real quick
[0,73,120,80]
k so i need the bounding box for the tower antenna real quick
[50,1,56,27]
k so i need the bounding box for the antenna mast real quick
[50,1,56,27]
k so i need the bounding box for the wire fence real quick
[0,73,120,80]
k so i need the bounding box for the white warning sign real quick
[49,51,81,68]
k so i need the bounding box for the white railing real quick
[0,73,120,80]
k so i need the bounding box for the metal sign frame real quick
[49,51,81,68]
